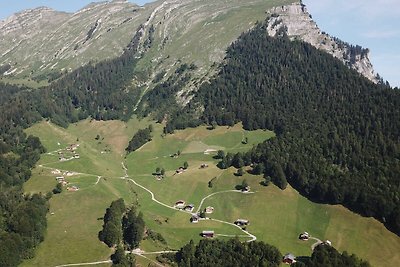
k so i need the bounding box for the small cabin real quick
[205,206,214,214]
[176,167,185,174]
[190,215,199,223]
[74,154,80,159]
[51,169,61,174]
[234,219,250,226]
[242,186,250,192]
[283,253,296,264]
[201,230,214,238]
[184,204,195,212]
[56,176,65,181]
[299,232,310,241]
[67,186,79,192]
[324,240,332,246]
[175,200,185,209]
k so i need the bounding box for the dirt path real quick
[38,165,100,178]
[122,162,257,242]
[310,236,323,250]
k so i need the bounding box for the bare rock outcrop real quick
[265,2,378,83]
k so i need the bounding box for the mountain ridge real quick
[0,0,379,86]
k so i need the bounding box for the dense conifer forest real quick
[166,23,400,235]
[158,239,369,267]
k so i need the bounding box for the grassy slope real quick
[23,120,400,267]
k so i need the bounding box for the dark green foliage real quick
[138,64,200,123]
[168,22,400,235]
[99,200,146,250]
[299,244,370,267]
[0,193,48,266]
[126,126,152,153]
[52,183,63,194]
[111,246,135,267]
[236,167,245,176]
[145,229,167,245]
[99,198,126,247]
[183,161,189,169]
[122,209,145,249]
[175,239,282,267]
[216,150,225,159]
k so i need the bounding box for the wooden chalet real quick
[205,206,214,214]
[201,230,214,238]
[234,219,250,226]
[184,204,195,212]
[283,253,296,265]
[175,200,185,209]
[299,232,310,241]
[190,215,199,223]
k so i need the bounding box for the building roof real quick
[283,253,295,261]
[202,230,214,234]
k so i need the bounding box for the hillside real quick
[0,0,379,89]
[0,1,399,266]
[0,0,294,85]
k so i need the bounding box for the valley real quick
[22,119,400,267]
[0,1,399,266]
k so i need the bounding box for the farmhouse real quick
[201,230,214,238]
[67,186,79,192]
[299,232,310,241]
[176,167,185,174]
[205,206,214,214]
[283,253,296,265]
[56,176,65,181]
[234,219,250,226]
[190,215,199,223]
[51,169,61,174]
[242,186,250,192]
[184,204,195,212]
[175,200,185,209]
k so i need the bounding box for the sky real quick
[0,0,398,87]
[303,0,400,87]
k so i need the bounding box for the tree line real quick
[98,199,145,266]
[158,239,369,267]
[125,125,153,153]
[165,21,400,235]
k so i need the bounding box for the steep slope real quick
[0,1,152,79]
[0,0,296,83]
[265,2,378,83]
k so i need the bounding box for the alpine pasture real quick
[22,119,400,267]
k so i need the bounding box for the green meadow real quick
[22,119,400,267]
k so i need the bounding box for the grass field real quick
[23,119,400,267]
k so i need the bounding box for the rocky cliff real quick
[265,2,378,83]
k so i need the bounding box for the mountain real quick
[0,0,378,87]
[265,2,378,83]
[0,1,398,266]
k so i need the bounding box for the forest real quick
[166,22,400,235]
[158,239,369,267]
